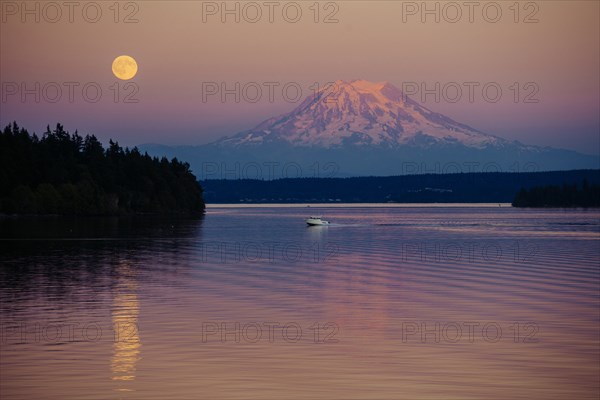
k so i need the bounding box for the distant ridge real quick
[201,169,600,204]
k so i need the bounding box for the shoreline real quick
[207,203,514,208]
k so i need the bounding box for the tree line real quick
[0,122,205,215]
[512,180,600,208]
[202,170,600,204]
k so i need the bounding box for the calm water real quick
[1,206,599,399]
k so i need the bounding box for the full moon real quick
[112,55,138,80]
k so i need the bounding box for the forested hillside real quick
[512,181,600,207]
[0,123,205,215]
[202,170,600,204]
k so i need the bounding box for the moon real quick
[112,55,138,80]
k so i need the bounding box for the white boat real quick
[305,216,330,226]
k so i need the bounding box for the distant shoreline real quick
[202,170,600,205]
[207,203,514,208]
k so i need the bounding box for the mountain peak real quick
[322,79,396,100]
[218,79,505,149]
[348,79,389,91]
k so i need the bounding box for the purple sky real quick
[1,1,599,154]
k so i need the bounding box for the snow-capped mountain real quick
[217,79,508,149]
[139,79,598,178]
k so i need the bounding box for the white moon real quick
[112,55,138,80]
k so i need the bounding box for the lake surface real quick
[1,206,599,399]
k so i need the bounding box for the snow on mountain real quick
[216,79,508,149]
[138,79,598,177]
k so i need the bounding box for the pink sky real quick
[1,1,598,154]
